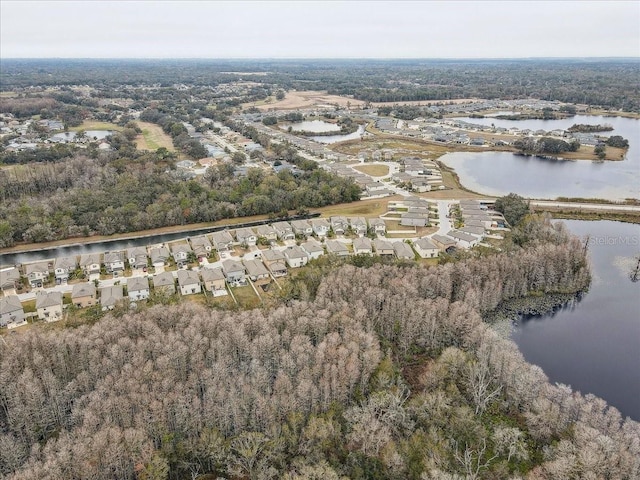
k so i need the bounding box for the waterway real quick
[511,220,640,420]
[440,115,640,201]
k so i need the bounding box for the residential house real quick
[368,218,386,236]
[153,271,176,295]
[447,230,480,248]
[262,249,287,277]
[189,236,212,258]
[243,259,271,286]
[222,259,246,285]
[431,234,457,253]
[284,245,309,268]
[54,256,77,282]
[291,219,313,238]
[310,218,331,237]
[210,230,234,252]
[330,216,348,236]
[177,270,202,296]
[393,241,415,260]
[256,224,278,242]
[127,276,150,301]
[79,253,102,278]
[400,212,428,227]
[325,240,350,257]
[35,291,63,321]
[25,262,49,288]
[71,282,97,308]
[301,239,325,260]
[353,237,373,255]
[459,225,485,238]
[170,243,192,267]
[413,237,439,258]
[103,251,125,275]
[0,295,25,328]
[1,267,21,293]
[410,177,432,192]
[126,247,148,270]
[235,227,257,247]
[272,221,295,241]
[201,267,227,295]
[373,239,394,256]
[149,246,170,268]
[100,285,124,310]
[349,217,368,237]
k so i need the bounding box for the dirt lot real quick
[247,90,366,111]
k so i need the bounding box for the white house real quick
[35,291,63,322]
[103,251,125,274]
[235,227,257,246]
[447,230,480,248]
[54,256,77,282]
[325,240,350,257]
[25,262,49,288]
[126,247,148,270]
[189,236,213,257]
[349,217,368,237]
[413,237,439,258]
[368,218,386,236]
[272,221,295,241]
[301,239,325,260]
[291,219,313,238]
[79,253,102,278]
[284,245,309,268]
[310,218,331,237]
[170,243,192,266]
[353,237,373,255]
[0,295,25,328]
[177,270,202,295]
[149,246,170,268]
[127,276,150,301]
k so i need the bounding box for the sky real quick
[1,1,639,59]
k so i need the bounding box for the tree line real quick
[2,216,637,479]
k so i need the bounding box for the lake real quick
[511,220,640,420]
[280,120,341,133]
[311,124,366,144]
[50,130,114,142]
[440,115,640,201]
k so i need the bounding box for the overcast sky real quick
[1,1,639,59]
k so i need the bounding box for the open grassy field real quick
[316,196,401,217]
[353,164,390,177]
[135,121,176,151]
[246,90,366,111]
[69,121,123,132]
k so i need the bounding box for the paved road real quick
[436,200,453,236]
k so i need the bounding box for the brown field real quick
[315,196,401,217]
[353,164,390,177]
[135,121,176,151]
[371,98,482,107]
[246,90,366,111]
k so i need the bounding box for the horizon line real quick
[1,56,639,61]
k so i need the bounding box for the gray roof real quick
[447,230,478,242]
[325,240,349,254]
[1,267,21,286]
[177,270,200,286]
[127,276,149,292]
[100,285,124,307]
[222,259,245,274]
[459,226,485,236]
[301,239,324,254]
[262,249,285,262]
[284,245,307,260]
[368,218,386,227]
[290,219,311,230]
[349,217,367,228]
[149,246,170,262]
[211,230,234,245]
[72,282,96,298]
[235,227,256,241]
[310,218,330,228]
[414,237,438,250]
[55,256,78,270]
[153,271,175,287]
[272,221,293,233]
[35,291,62,309]
[127,247,148,259]
[170,243,192,255]
[0,295,23,313]
[243,259,270,277]
[353,237,373,251]
[201,266,225,282]
[189,235,211,249]
[103,251,124,264]
[431,234,457,246]
[373,239,394,252]
[25,262,49,275]
[79,253,101,266]
[256,224,277,236]
[393,242,415,259]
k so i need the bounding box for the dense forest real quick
[2,216,638,479]
[1,59,639,112]
[0,153,360,247]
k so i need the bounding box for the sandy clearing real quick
[247,90,366,111]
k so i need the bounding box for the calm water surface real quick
[511,220,640,420]
[280,120,340,133]
[440,115,640,200]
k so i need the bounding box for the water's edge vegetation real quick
[2,216,638,480]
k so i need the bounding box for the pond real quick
[440,115,639,201]
[310,124,366,144]
[511,220,640,420]
[280,120,341,133]
[50,130,114,142]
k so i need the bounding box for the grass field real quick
[69,121,123,132]
[316,196,401,217]
[135,121,176,152]
[231,285,260,309]
[353,164,390,177]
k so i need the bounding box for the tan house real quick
[414,237,439,258]
[243,259,271,286]
[35,291,63,322]
[100,285,124,310]
[153,271,176,295]
[71,282,97,308]
[201,267,227,295]
[262,249,287,277]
